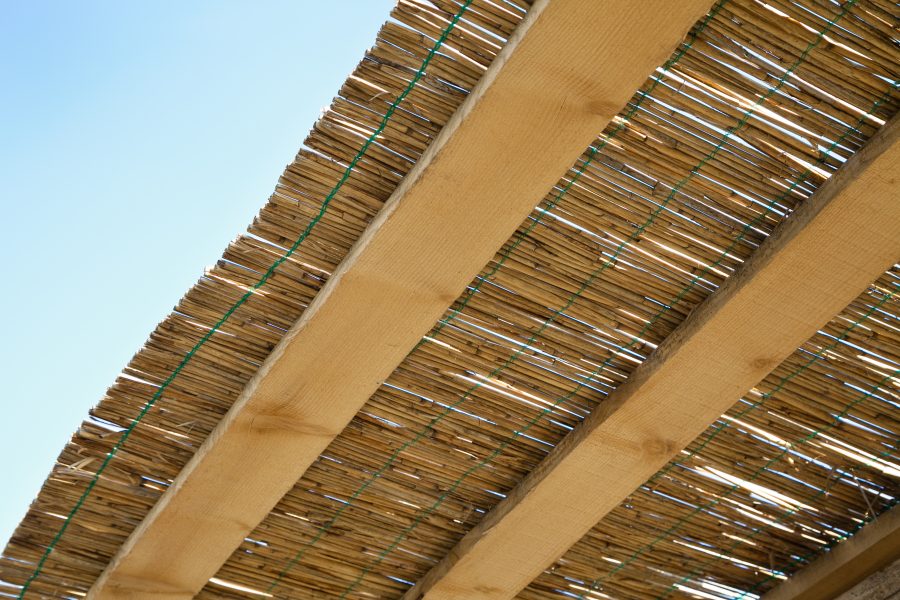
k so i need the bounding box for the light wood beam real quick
[87,1,715,597]
[834,558,900,600]
[401,115,900,600]
[762,507,900,600]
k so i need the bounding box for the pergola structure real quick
[2,1,899,599]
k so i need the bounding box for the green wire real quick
[335,2,872,597]
[14,1,474,597]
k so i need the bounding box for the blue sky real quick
[0,0,394,548]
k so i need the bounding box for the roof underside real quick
[2,0,898,599]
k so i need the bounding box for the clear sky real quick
[0,0,394,549]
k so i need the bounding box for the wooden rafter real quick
[402,115,900,600]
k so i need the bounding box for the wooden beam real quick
[402,116,900,600]
[87,1,714,597]
[834,558,900,600]
[762,507,900,600]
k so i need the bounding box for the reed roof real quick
[2,0,898,599]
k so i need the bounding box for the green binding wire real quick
[15,1,474,597]
[328,0,882,596]
[266,2,730,593]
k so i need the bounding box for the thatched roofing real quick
[2,0,898,599]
